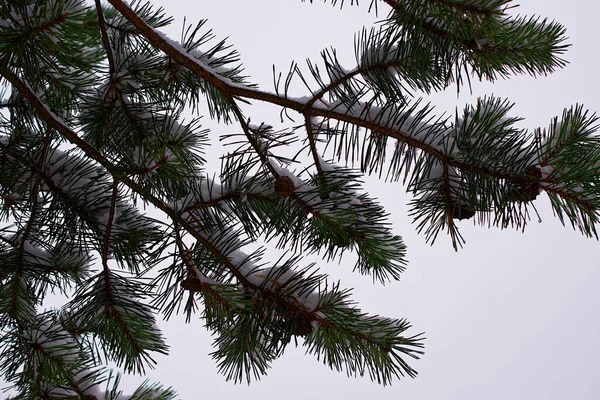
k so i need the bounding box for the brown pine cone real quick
[274,176,295,197]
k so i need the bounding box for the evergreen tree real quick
[0,0,598,398]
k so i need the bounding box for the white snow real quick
[246,266,320,311]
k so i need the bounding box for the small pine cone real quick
[292,317,314,337]
[508,166,542,202]
[181,277,203,292]
[274,176,295,197]
[450,202,476,220]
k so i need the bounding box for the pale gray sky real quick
[117,1,600,399]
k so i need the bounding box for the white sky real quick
[5,1,600,399]
[120,1,599,399]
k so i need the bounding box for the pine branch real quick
[95,0,117,75]
[1,0,595,391]
[305,117,327,181]
[96,4,553,192]
[0,63,385,361]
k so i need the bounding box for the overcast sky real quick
[5,1,600,399]
[113,1,599,399]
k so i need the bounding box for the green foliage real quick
[0,0,598,398]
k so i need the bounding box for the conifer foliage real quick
[0,0,598,397]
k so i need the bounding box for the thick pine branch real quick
[103,0,566,192]
[0,65,408,379]
[0,66,328,321]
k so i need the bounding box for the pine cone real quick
[450,202,476,220]
[181,277,203,292]
[274,176,295,197]
[508,166,542,202]
[292,317,314,337]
